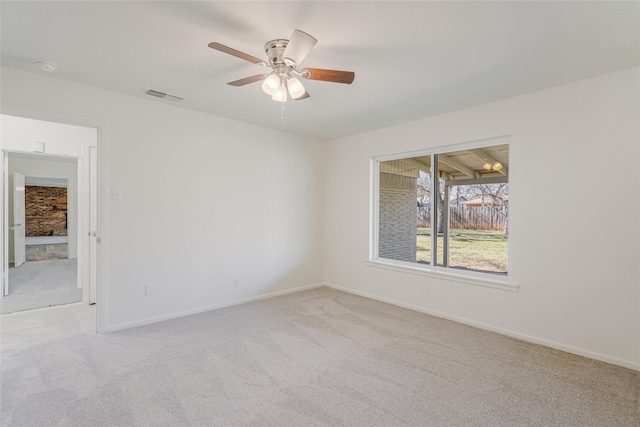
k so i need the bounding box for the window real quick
[372,140,510,283]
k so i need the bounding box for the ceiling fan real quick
[208,29,355,102]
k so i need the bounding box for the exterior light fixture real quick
[484,162,504,172]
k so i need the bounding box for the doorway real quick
[1,153,81,314]
[1,114,99,320]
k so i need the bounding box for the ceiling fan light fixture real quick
[209,29,355,103]
[262,73,280,95]
[287,77,306,99]
[272,83,288,102]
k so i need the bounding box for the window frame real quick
[369,136,517,292]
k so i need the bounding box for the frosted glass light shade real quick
[262,74,280,95]
[272,84,288,102]
[287,77,306,99]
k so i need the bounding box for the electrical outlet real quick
[424,284,430,295]
[145,284,155,296]
[234,278,240,288]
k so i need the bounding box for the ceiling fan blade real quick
[300,68,355,84]
[227,75,268,86]
[294,91,310,101]
[208,42,268,67]
[282,29,317,66]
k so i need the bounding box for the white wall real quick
[324,68,640,370]
[1,67,325,331]
[2,65,637,370]
[2,115,97,157]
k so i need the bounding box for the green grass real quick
[416,228,508,274]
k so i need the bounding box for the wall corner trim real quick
[101,283,325,333]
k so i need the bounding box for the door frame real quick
[3,158,79,297]
[0,104,108,333]
[2,155,6,296]
[12,171,26,269]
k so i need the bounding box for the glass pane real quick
[416,169,431,265]
[440,144,509,275]
[378,158,429,264]
[377,143,508,276]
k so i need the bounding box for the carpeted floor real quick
[1,287,638,426]
[1,259,81,314]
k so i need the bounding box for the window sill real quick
[366,259,518,292]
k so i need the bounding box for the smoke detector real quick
[36,61,57,72]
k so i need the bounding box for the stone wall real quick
[378,172,417,262]
[25,186,68,237]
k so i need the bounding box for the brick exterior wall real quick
[25,186,68,237]
[378,172,417,262]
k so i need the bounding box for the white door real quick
[13,172,26,268]
[89,147,97,304]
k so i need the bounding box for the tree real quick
[416,171,431,227]
[416,171,446,233]
[473,183,509,234]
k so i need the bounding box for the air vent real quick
[145,89,166,98]
[165,95,184,103]
[145,89,184,103]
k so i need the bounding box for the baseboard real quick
[324,283,640,372]
[103,283,325,333]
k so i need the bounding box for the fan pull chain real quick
[281,102,286,121]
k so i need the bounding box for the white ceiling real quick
[1,1,638,141]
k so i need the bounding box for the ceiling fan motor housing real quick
[265,39,292,68]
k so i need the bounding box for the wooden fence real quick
[418,206,507,231]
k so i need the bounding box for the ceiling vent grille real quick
[165,94,184,103]
[145,89,166,98]
[145,89,184,103]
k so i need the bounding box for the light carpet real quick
[1,259,81,314]
[1,287,638,426]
